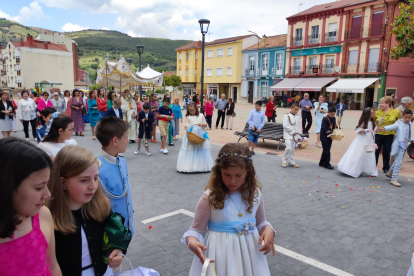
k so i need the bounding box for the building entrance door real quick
[233,87,238,103]
[366,88,374,108]
[248,82,254,103]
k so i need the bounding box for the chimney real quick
[261,35,268,48]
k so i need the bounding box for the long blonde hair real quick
[46,145,110,234]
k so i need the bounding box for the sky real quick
[0,0,337,41]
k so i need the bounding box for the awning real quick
[270,78,308,91]
[294,77,337,91]
[326,78,379,93]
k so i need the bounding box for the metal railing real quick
[271,67,283,75]
[292,37,303,47]
[305,64,318,74]
[321,64,335,74]
[345,26,384,39]
[15,57,20,63]
[290,66,301,75]
[341,63,383,73]
[257,68,270,76]
[324,32,338,43]
[307,34,320,45]
[244,68,256,76]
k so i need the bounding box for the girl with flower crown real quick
[182,143,275,276]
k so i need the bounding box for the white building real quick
[2,36,74,91]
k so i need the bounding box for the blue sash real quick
[208,219,256,234]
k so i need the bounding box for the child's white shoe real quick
[145,151,151,156]
[163,148,169,154]
[134,149,140,155]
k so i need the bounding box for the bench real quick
[234,122,285,151]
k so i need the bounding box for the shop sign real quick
[291,46,342,57]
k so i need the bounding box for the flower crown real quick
[216,152,252,161]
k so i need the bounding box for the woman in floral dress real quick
[70,89,84,136]
[149,93,159,143]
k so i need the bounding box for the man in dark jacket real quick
[135,102,154,155]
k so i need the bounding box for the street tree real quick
[390,0,414,60]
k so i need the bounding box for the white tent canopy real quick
[137,64,163,79]
[326,78,379,93]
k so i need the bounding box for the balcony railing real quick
[17,70,21,76]
[271,67,283,75]
[345,26,384,40]
[292,37,303,47]
[307,34,320,45]
[244,68,256,76]
[290,66,302,75]
[324,32,338,43]
[321,64,335,74]
[257,68,270,76]
[15,57,20,63]
[341,63,383,74]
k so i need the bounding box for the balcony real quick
[15,57,20,63]
[307,34,320,45]
[345,26,384,40]
[271,67,284,76]
[324,32,338,43]
[257,68,270,76]
[244,68,256,76]
[292,37,303,47]
[305,65,319,75]
[290,66,302,75]
[17,70,21,76]
[321,64,335,74]
[341,63,383,74]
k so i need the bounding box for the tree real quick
[164,75,181,87]
[88,84,100,90]
[90,63,99,70]
[390,0,414,59]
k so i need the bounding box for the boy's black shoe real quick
[319,162,324,167]
[323,164,334,170]
[169,143,174,146]
[383,169,389,173]
[129,140,136,143]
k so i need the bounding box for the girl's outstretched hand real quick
[188,239,215,265]
[108,249,123,268]
[258,228,276,256]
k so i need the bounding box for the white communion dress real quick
[337,121,378,178]
[176,114,214,173]
[182,189,273,276]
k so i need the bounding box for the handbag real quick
[299,139,309,149]
[364,131,377,153]
[201,258,216,276]
[112,254,160,276]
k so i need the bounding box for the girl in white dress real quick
[38,113,77,159]
[182,143,275,276]
[177,103,214,173]
[338,108,378,178]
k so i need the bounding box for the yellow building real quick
[175,41,202,96]
[204,35,257,101]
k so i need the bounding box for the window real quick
[186,69,189,76]
[262,54,269,75]
[227,47,233,56]
[179,69,182,76]
[216,68,223,76]
[186,52,189,60]
[328,23,337,42]
[311,26,319,44]
[179,53,182,61]
[348,50,359,73]
[207,50,213,58]
[293,58,301,74]
[295,28,303,46]
[217,48,224,57]
[195,51,197,60]
[308,57,317,74]
[261,82,268,98]
[276,53,283,72]
[351,16,362,39]
[227,67,232,76]
[371,12,384,36]
[325,56,334,73]
[195,69,197,76]
[367,48,380,72]
[249,56,255,74]
[206,68,213,76]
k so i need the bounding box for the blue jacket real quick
[171,104,183,119]
[321,116,336,142]
[106,107,123,120]
[384,119,412,155]
[87,99,99,115]
[336,103,346,116]
[98,155,135,236]
[138,110,154,131]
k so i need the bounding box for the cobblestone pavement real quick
[16,123,414,276]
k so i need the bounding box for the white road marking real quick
[141,210,355,276]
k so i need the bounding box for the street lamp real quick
[136,45,144,100]
[198,19,210,114]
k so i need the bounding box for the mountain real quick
[0,19,191,81]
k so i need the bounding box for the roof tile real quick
[11,37,69,52]
[245,34,287,50]
[175,41,202,51]
[206,34,255,46]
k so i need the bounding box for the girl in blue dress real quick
[313,94,328,148]
[87,90,99,140]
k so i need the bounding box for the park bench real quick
[234,122,285,151]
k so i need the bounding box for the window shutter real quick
[348,50,358,65]
[227,67,232,75]
[371,12,384,36]
[351,16,362,39]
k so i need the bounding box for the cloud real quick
[0,1,43,24]
[40,0,337,40]
[101,28,109,30]
[62,23,89,32]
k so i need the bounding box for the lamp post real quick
[136,45,144,100]
[198,19,210,115]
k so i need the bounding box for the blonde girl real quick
[47,145,123,276]
[182,143,275,276]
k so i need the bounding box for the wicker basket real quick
[187,131,206,144]
[329,128,345,141]
[407,143,414,160]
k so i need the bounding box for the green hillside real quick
[0,18,39,46]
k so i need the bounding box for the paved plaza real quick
[14,112,414,275]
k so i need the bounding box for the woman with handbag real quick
[265,95,276,123]
[17,90,37,140]
[338,108,378,178]
[0,91,16,138]
[70,89,84,136]
[225,98,235,130]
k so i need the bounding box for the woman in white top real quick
[177,103,214,172]
[17,90,37,140]
[38,113,77,159]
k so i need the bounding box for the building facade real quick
[241,35,287,103]
[175,41,202,96]
[3,36,75,91]
[204,35,257,103]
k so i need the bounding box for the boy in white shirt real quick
[282,103,301,168]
